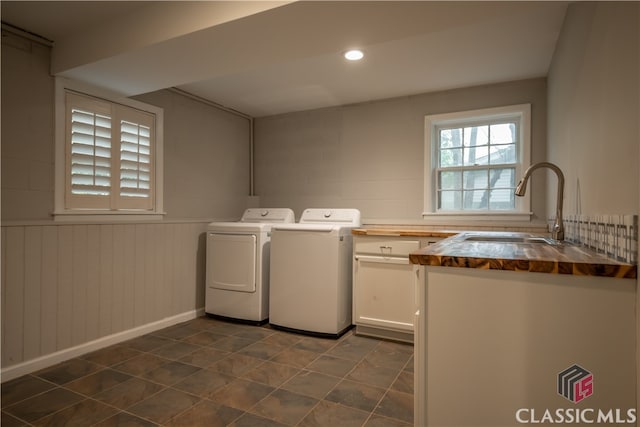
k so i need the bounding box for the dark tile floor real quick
[1,317,414,426]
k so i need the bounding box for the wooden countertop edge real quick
[352,228,457,238]
[408,253,637,279]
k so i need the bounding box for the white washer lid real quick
[272,223,337,232]
[298,208,361,226]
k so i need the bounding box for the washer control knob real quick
[324,210,332,218]
[261,210,269,216]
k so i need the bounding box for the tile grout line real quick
[207,327,339,427]
[3,318,414,426]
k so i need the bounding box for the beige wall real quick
[0,31,251,378]
[547,1,640,411]
[255,78,548,222]
[1,31,252,222]
[134,90,251,220]
[1,36,55,220]
[547,2,639,217]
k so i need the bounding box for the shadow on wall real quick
[196,231,207,308]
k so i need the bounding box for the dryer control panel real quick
[240,208,295,223]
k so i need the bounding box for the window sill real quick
[53,211,166,223]
[422,211,533,223]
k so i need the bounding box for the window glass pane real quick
[489,168,515,189]
[464,125,489,147]
[463,145,489,166]
[440,128,462,148]
[439,171,462,190]
[429,106,527,214]
[462,170,488,190]
[440,148,463,167]
[489,189,515,210]
[490,123,516,144]
[489,144,516,164]
[462,190,487,210]
[439,190,462,210]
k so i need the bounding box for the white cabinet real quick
[352,235,440,342]
[414,266,636,427]
[413,265,426,425]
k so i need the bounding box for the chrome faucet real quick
[515,162,565,241]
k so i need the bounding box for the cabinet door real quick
[413,265,426,426]
[354,257,415,331]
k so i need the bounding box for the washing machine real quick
[205,208,295,324]
[269,208,362,337]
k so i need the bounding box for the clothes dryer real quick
[205,208,294,324]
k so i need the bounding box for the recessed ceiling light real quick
[344,49,364,61]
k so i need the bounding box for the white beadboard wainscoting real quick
[1,221,209,382]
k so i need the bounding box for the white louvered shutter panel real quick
[65,92,112,209]
[64,90,157,212]
[116,108,155,210]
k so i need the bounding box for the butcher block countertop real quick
[409,231,637,279]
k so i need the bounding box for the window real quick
[55,79,164,220]
[424,104,530,220]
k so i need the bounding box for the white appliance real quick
[269,208,362,337]
[205,208,295,324]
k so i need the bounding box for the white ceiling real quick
[1,1,569,117]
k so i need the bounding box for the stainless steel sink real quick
[463,235,559,245]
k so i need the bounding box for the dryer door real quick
[207,233,256,293]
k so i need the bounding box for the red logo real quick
[558,364,593,403]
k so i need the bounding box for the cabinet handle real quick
[414,267,420,310]
[379,245,393,255]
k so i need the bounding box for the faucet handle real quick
[551,223,564,241]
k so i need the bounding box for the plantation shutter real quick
[65,92,113,209]
[65,91,155,211]
[70,110,112,195]
[116,109,155,210]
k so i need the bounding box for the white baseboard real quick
[1,308,206,383]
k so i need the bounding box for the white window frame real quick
[54,77,164,222]
[423,104,531,222]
